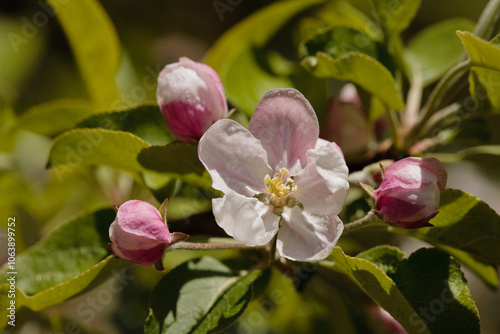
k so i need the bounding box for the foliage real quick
[2,0,500,333]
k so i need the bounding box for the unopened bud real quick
[373,157,447,229]
[156,57,228,142]
[109,200,171,266]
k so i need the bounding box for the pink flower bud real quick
[320,83,369,156]
[373,157,447,229]
[367,305,406,334]
[157,57,228,142]
[109,200,171,266]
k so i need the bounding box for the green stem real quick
[417,103,462,139]
[387,108,401,150]
[472,0,500,40]
[418,61,470,129]
[166,241,261,252]
[268,234,278,265]
[404,74,423,132]
[343,211,384,235]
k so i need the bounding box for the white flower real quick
[198,88,349,261]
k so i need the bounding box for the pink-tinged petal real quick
[315,138,331,150]
[419,157,447,192]
[382,157,447,191]
[372,157,447,229]
[376,184,440,228]
[110,200,171,246]
[110,241,167,267]
[294,143,349,216]
[315,138,344,159]
[277,206,343,261]
[212,191,280,246]
[108,200,171,266]
[178,58,228,121]
[157,57,228,141]
[159,101,214,142]
[249,88,319,174]
[376,162,438,191]
[109,218,168,251]
[198,119,272,196]
[338,83,363,109]
[319,87,368,156]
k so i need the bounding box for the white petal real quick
[212,191,280,246]
[249,88,319,174]
[277,206,344,262]
[293,143,349,216]
[314,138,331,150]
[198,119,272,196]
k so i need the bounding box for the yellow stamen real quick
[264,168,297,207]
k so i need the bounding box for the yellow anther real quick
[264,168,297,207]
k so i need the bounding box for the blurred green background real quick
[1,0,499,333]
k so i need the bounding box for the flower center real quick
[264,168,297,207]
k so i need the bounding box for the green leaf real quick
[0,209,115,294]
[0,17,46,103]
[193,270,261,334]
[434,244,498,288]
[204,0,323,115]
[405,19,475,86]
[370,0,422,36]
[0,255,129,317]
[458,30,500,71]
[165,196,212,221]
[48,129,151,173]
[302,52,405,110]
[327,246,431,334]
[299,26,380,60]
[222,47,294,116]
[404,189,500,266]
[457,31,500,109]
[431,145,500,163]
[391,248,480,334]
[47,0,121,108]
[395,188,500,287]
[145,257,260,334]
[12,100,94,136]
[0,209,131,329]
[76,104,173,146]
[138,142,205,176]
[314,1,383,41]
[357,245,405,276]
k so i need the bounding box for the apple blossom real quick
[198,88,349,262]
[373,157,447,229]
[109,200,171,266]
[156,57,228,142]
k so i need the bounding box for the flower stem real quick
[343,211,384,235]
[387,108,401,150]
[472,0,500,40]
[268,234,278,265]
[166,241,261,252]
[416,61,470,133]
[404,73,423,132]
